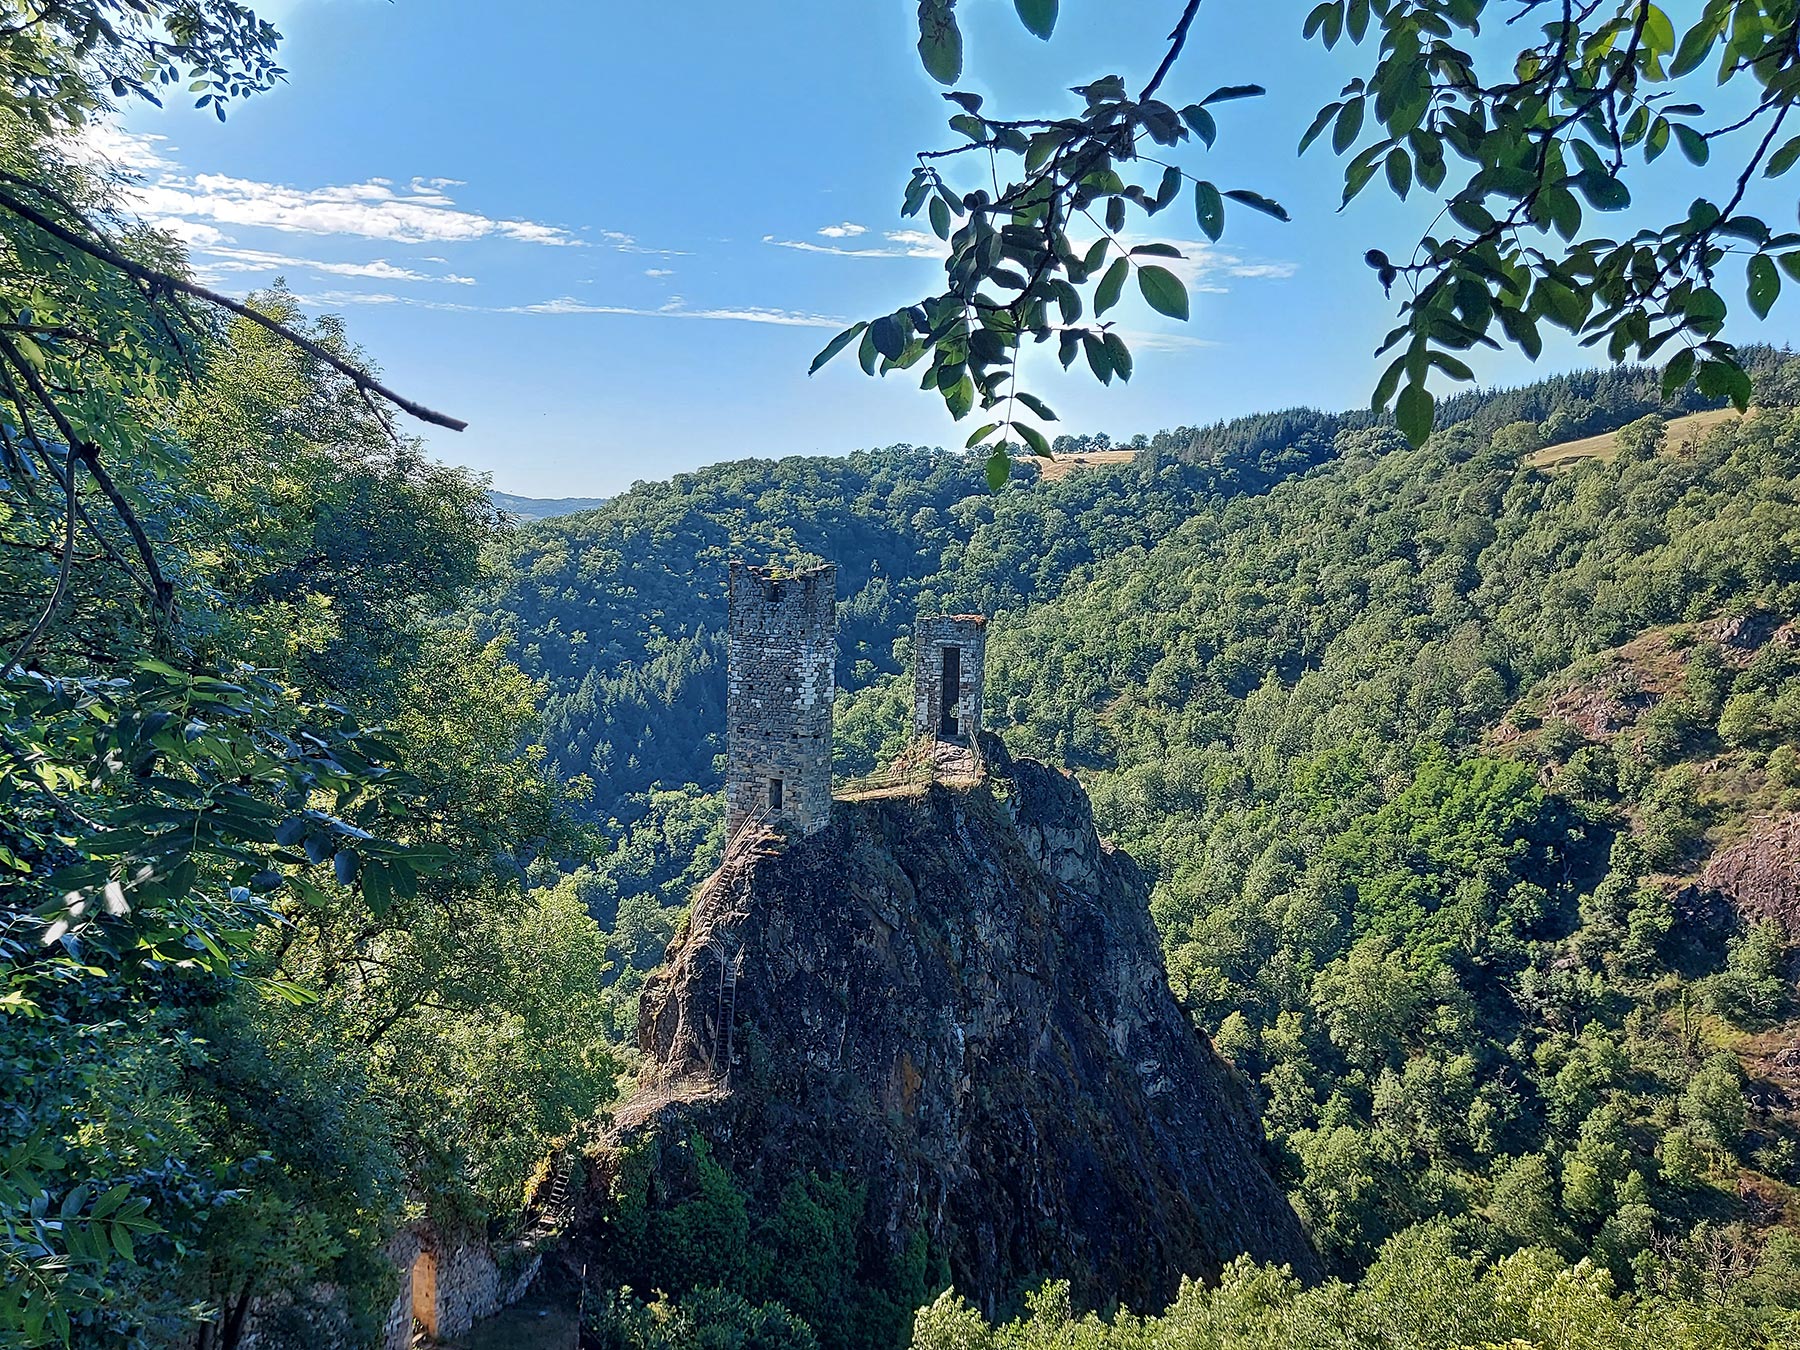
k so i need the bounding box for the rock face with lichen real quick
[1703,813,1800,939]
[592,737,1317,1324]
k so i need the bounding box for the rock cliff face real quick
[606,738,1317,1318]
[1702,813,1800,938]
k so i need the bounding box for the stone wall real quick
[726,561,836,836]
[407,1226,541,1342]
[913,614,986,744]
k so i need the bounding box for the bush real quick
[1703,922,1792,1027]
[584,1287,819,1350]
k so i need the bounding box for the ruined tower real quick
[914,614,986,744]
[726,562,836,836]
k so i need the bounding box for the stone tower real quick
[914,614,986,744]
[726,561,836,836]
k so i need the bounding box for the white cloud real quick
[506,296,841,328]
[195,245,476,285]
[597,229,687,257]
[764,229,946,260]
[770,220,1295,297]
[151,216,229,248]
[1117,328,1221,352]
[85,124,583,248]
[286,290,843,329]
[75,123,176,174]
[644,267,674,278]
[131,171,581,246]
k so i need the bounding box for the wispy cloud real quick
[506,296,842,327]
[132,171,580,247]
[597,229,687,257]
[81,125,604,251]
[764,228,946,260]
[196,245,476,285]
[771,219,1296,296]
[644,267,674,278]
[292,290,844,329]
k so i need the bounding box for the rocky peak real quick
[588,738,1317,1329]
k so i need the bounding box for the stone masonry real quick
[726,561,836,836]
[914,614,986,744]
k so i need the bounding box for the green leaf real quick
[1095,257,1129,315]
[929,195,952,240]
[1082,333,1113,383]
[1661,348,1696,398]
[1223,189,1290,222]
[1371,354,1405,411]
[1103,331,1132,381]
[1385,147,1411,198]
[1767,135,1800,179]
[1395,381,1435,446]
[1013,0,1057,40]
[1202,84,1265,105]
[1155,164,1183,211]
[945,372,975,418]
[1194,181,1224,241]
[1015,392,1057,422]
[871,314,907,361]
[808,323,865,375]
[1573,170,1629,211]
[1138,265,1189,320]
[1016,422,1051,457]
[1696,357,1752,410]
[1670,20,1717,77]
[985,449,1011,490]
[1333,97,1364,155]
[965,422,1000,448]
[1673,123,1709,165]
[1749,254,1780,319]
[917,0,963,84]
[1299,102,1341,154]
[1182,104,1218,147]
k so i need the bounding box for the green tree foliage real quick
[910,1222,1800,1349]
[0,99,612,1350]
[831,374,1800,1283]
[864,1,1800,463]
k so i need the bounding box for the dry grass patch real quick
[1035,449,1136,481]
[1526,405,1744,472]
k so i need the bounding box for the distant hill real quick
[487,489,608,521]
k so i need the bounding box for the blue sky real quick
[92,0,1800,496]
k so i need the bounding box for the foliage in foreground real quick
[911,1222,1800,1350]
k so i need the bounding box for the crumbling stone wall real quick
[391,1224,541,1345]
[726,561,836,836]
[914,614,986,744]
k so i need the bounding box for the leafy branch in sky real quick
[828,0,1800,476]
[815,0,1285,490]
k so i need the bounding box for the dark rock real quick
[1702,813,1800,939]
[598,737,1318,1320]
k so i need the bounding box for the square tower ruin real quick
[726,561,836,836]
[914,614,986,744]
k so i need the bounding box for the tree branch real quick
[1141,0,1204,102]
[0,181,468,432]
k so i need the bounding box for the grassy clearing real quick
[1526,406,1744,471]
[1034,449,1137,481]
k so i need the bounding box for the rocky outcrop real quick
[600,737,1317,1319]
[1702,813,1800,938]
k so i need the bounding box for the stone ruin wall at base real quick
[725,561,836,836]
